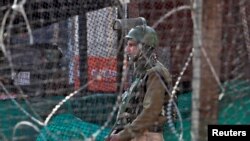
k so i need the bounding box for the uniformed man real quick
[107,24,173,141]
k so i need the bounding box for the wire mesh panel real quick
[0,0,250,141]
[219,0,250,124]
[87,7,118,92]
[0,0,121,141]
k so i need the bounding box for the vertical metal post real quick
[191,0,222,140]
[191,0,202,140]
[78,13,88,93]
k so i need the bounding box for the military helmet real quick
[125,25,158,48]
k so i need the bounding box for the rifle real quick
[106,78,140,138]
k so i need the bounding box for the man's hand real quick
[105,136,111,141]
[106,134,120,141]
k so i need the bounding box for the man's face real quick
[125,39,140,62]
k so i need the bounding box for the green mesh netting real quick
[3,80,250,141]
[218,80,250,124]
[36,93,192,141]
[36,114,111,141]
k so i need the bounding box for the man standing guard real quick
[107,22,174,141]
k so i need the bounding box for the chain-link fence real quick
[0,0,250,141]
